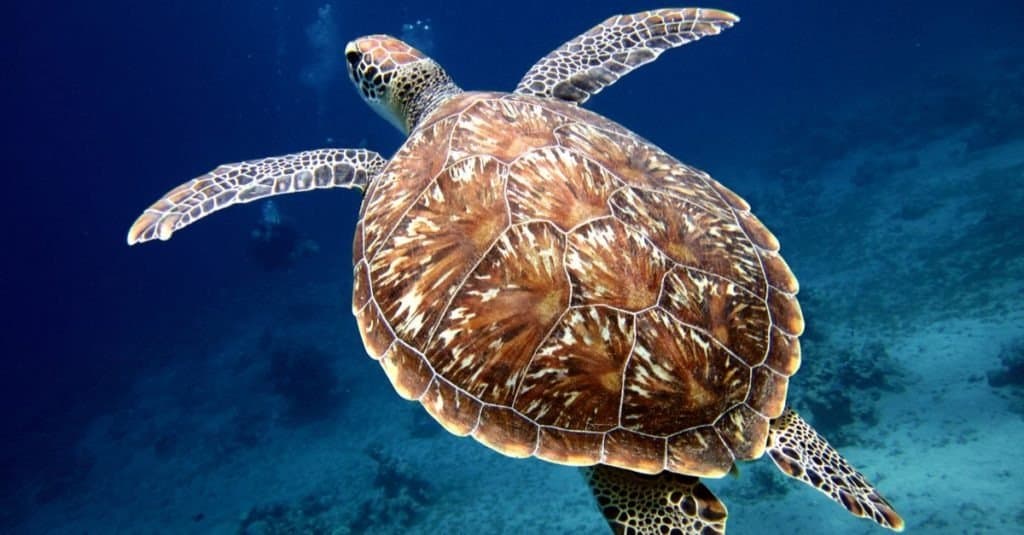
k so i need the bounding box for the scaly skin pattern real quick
[127,149,386,244]
[515,8,739,105]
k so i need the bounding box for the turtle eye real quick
[345,50,362,74]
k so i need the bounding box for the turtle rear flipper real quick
[768,409,905,532]
[127,148,386,245]
[585,465,727,535]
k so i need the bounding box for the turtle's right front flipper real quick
[127,148,386,245]
[515,8,739,105]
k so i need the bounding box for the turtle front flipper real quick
[584,465,727,535]
[768,409,905,532]
[515,8,739,105]
[127,148,386,245]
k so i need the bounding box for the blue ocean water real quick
[3,1,1023,533]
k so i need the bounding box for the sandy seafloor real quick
[12,67,1024,535]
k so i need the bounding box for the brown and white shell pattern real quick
[351,92,804,478]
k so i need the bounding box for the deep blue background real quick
[3,0,1022,515]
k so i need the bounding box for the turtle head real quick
[345,35,462,135]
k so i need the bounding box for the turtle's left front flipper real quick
[768,409,905,532]
[127,148,386,245]
[515,8,739,105]
[584,465,727,535]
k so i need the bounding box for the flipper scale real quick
[127,148,386,244]
[768,409,905,532]
[515,8,739,105]
[585,465,727,535]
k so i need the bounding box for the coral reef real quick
[236,446,436,535]
[239,490,344,535]
[349,445,435,533]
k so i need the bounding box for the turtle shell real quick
[351,92,803,477]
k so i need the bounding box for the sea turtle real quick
[127,8,905,534]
